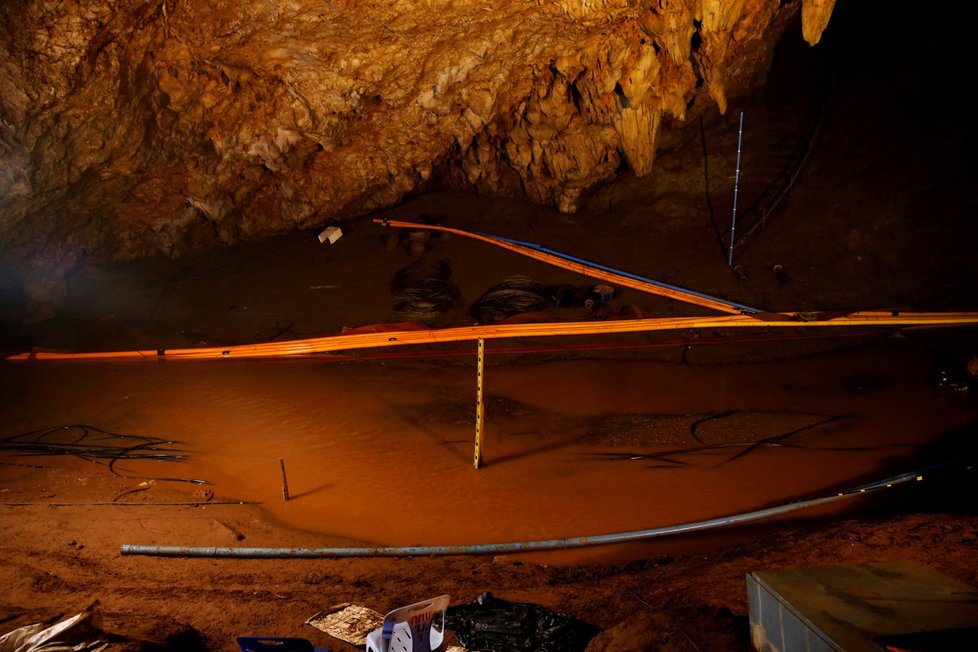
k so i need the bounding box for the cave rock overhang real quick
[0,0,835,305]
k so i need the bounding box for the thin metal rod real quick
[727,111,745,267]
[474,338,485,469]
[279,458,290,501]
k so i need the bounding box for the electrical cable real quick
[1,425,206,485]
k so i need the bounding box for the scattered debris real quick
[0,601,106,652]
[583,284,616,309]
[192,488,214,502]
[306,603,383,647]
[317,226,343,244]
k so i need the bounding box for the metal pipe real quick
[118,464,957,559]
[727,111,745,267]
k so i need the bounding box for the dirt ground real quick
[3,5,978,652]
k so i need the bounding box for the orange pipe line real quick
[7,312,978,361]
[375,218,747,315]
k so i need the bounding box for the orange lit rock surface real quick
[0,1,836,305]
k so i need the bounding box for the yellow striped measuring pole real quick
[474,337,485,469]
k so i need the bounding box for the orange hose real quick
[375,218,749,314]
[8,311,978,361]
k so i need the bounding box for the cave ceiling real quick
[0,0,837,303]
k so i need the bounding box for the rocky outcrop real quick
[0,0,835,307]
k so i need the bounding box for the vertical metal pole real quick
[474,338,485,469]
[727,111,745,267]
[278,458,290,501]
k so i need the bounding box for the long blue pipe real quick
[119,463,964,559]
[479,232,762,315]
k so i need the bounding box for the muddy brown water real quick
[4,4,977,573]
[3,336,974,564]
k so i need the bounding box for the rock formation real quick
[0,0,837,308]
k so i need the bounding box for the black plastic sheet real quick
[445,592,600,652]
